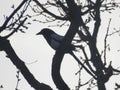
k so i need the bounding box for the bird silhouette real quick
[36,28,75,53]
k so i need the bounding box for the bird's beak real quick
[36,32,41,35]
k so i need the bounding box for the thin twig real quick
[108,29,120,36]
[6,0,31,30]
[4,18,27,39]
[33,0,68,20]
[0,0,28,32]
[15,70,21,90]
[71,51,97,79]
[81,46,96,74]
[104,18,111,65]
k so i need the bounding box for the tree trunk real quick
[97,79,106,90]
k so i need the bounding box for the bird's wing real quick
[51,33,64,42]
[48,33,63,50]
[50,39,60,50]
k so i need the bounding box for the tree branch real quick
[0,38,52,90]
[4,18,27,39]
[92,0,102,43]
[0,0,28,33]
[104,18,111,65]
[33,0,68,20]
[57,0,69,15]
[70,51,97,79]
[80,46,96,75]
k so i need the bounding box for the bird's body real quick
[36,28,75,52]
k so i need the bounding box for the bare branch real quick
[108,28,120,36]
[0,38,53,90]
[15,70,21,90]
[0,0,28,32]
[80,46,96,74]
[56,0,69,15]
[104,18,111,65]
[4,18,27,39]
[33,0,69,20]
[92,0,102,43]
[71,51,97,79]
[7,0,31,28]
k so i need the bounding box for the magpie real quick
[36,28,76,53]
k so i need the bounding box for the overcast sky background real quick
[0,0,120,90]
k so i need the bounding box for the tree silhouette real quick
[0,0,120,90]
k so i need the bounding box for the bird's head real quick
[36,28,55,36]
